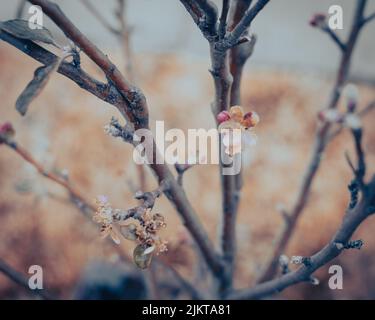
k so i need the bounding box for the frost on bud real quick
[290,256,304,265]
[104,123,121,137]
[217,110,231,124]
[309,13,327,28]
[335,242,344,250]
[242,111,260,129]
[279,254,289,266]
[0,122,15,144]
[133,244,153,269]
[343,84,359,112]
[310,276,320,285]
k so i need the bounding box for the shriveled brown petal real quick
[120,223,138,241]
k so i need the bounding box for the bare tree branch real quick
[8,0,225,281]
[80,0,121,35]
[361,11,375,26]
[257,0,369,283]
[222,0,269,49]
[180,0,269,295]
[228,174,375,299]
[0,127,204,300]
[321,26,346,52]
[28,0,148,128]
[1,134,95,212]
[180,0,218,40]
[0,31,129,114]
[219,0,230,38]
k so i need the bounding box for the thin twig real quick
[322,26,346,52]
[257,0,368,283]
[227,175,375,299]
[361,11,375,26]
[219,0,230,39]
[1,132,202,299]
[1,138,95,212]
[175,163,195,186]
[327,99,375,142]
[80,0,121,35]
[180,0,270,295]
[180,0,218,40]
[222,0,269,49]
[2,0,224,281]
[28,0,148,129]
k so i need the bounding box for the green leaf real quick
[16,60,60,115]
[0,19,57,46]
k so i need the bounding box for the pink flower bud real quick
[309,13,327,28]
[0,122,14,134]
[0,122,15,143]
[217,110,231,124]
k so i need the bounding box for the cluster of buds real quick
[309,13,327,29]
[217,105,259,156]
[318,84,362,129]
[0,122,15,144]
[103,117,134,143]
[93,195,122,244]
[335,239,364,250]
[94,192,167,269]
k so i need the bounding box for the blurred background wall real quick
[0,0,374,81]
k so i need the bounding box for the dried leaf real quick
[110,230,121,245]
[120,223,137,241]
[16,60,60,115]
[133,245,153,269]
[143,245,155,255]
[0,19,57,46]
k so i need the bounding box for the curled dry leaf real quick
[0,19,58,47]
[16,59,61,115]
[133,245,153,269]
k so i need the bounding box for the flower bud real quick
[217,110,231,124]
[242,111,260,128]
[309,13,327,28]
[229,105,244,122]
[0,122,15,143]
[279,254,289,267]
